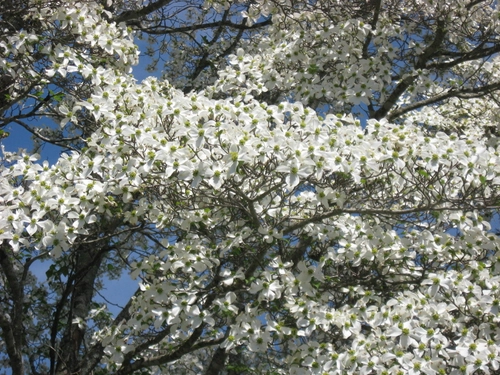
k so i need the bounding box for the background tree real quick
[1,1,500,375]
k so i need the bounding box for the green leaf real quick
[417,169,429,177]
[49,90,65,102]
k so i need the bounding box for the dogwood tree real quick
[2,1,500,374]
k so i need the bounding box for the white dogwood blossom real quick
[1,1,500,375]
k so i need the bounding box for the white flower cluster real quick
[0,0,137,107]
[1,1,500,374]
[213,0,500,115]
[2,65,500,372]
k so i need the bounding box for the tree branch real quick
[371,19,447,120]
[114,0,173,25]
[361,0,382,59]
[79,287,142,375]
[426,43,500,71]
[387,80,500,121]
[12,119,81,151]
[184,16,252,91]
[283,202,498,236]
[204,346,229,375]
[0,243,25,375]
[116,324,206,375]
[136,18,272,35]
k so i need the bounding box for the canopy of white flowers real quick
[1,1,500,374]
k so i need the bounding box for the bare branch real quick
[372,19,447,120]
[114,0,174,25]
[387,81,500,121]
